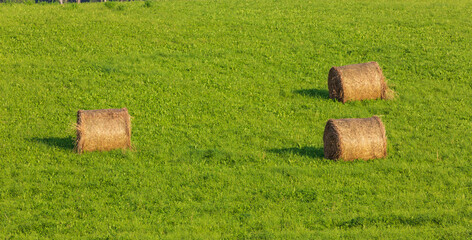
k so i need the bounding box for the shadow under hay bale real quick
[30,136,75,151]
[268,146,324,159]
[76,108,131,154]
[293,88,330,99]
[323,116,387,161]
[328,61,388,103]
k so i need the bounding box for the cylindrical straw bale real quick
[328,62,387,103]
[76,108,131,153]
[323,116,387,161]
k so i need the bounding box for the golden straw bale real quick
[323,116,387,161]
[328,62,387,103]
[76,108,131,153]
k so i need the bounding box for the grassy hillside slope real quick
[0,0,471,238]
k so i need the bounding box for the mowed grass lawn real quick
[1,0,471,238]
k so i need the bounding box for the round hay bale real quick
[76,108,131,153]
[323,116,387,161]
[328,62,387,103]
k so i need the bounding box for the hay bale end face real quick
[76,108,131,153]
[323,116,387,161]
[328,62,387,103]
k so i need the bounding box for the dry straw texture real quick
[76,108,131,153]
[323,116,387,161]
[328,61,387,103]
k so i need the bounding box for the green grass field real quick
[1,0,472,238]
